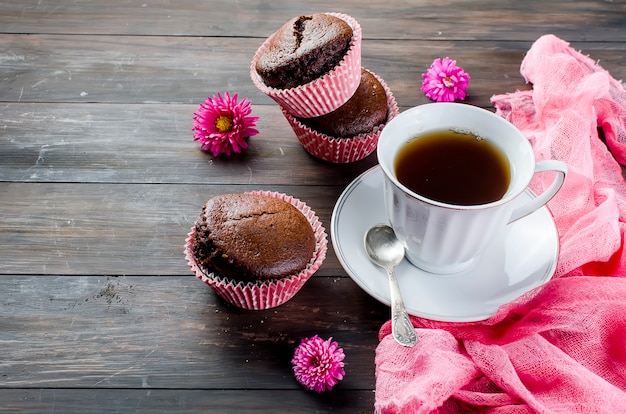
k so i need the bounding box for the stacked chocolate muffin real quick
[251,13,399,163]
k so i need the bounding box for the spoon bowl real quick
[365,224,417,347]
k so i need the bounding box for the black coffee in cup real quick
[394,130,510,206]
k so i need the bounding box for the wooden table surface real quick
[1,1,625,412]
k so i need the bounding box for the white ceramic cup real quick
[377,103,567,275]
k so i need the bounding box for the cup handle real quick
[508,159,568,223]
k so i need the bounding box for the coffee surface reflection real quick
[394,130,511,205]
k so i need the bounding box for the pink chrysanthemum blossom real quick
[192,92,259,156]
[292,335,346,393]
[421,57,471,102]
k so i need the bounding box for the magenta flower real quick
[421,57,471,102]
[292,335,345,393]
[192,92,259,156]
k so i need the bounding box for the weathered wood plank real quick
[0,104,378,185]
[2,35,625,105]
[0,0,624,42]
[0,389,377,413]
[0,182,348,276]
[0,275,388,390]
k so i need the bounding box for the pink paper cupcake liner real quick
[184,191,327,310]
[281,69,400,163]
[250,12,362,118]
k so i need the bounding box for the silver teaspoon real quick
[364,224,417,347]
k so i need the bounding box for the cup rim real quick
[377,103,536,211]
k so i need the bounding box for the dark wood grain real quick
[0,0,624,42]
[0,104,378,185]
[2,35,625,106]
[0,276,387,389]
[0,389,377,413]
[1,1,625,412]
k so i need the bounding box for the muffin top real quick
[255,14,353,89]
[192,193,316,282]
[297,68,388,138]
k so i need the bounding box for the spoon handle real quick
[387,267,417,347]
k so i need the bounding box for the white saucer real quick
[331,166,559,322]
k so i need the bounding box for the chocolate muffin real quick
[255,14,353,89]
[296,68,388,138]
[192,193,316,282]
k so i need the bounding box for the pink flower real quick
[292,335,346,393]
[192,92,259,156]
[421,57,471,102]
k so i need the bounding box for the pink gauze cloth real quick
[375,34,626,413]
